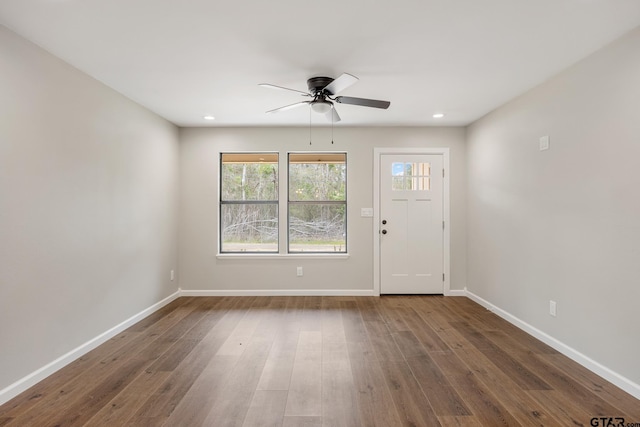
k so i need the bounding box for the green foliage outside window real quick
[220,152,347,253]
[289,154,346,252]
[220,154,278,252]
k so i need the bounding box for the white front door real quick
[379,154,444,294]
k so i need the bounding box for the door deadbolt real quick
[382,220,387,225]
[381,229,388,234]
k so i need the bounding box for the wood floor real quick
[1,296,638,427]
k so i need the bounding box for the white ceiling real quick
[1,0,639,127]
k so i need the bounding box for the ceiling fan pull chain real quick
[331,106,334,144]
[309,106,312,145]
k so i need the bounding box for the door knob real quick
[381,229,387,234]
[382,220,387,224]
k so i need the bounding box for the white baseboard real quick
[179,288,376,297]
[465,290,640,400]
[446,288,467,296]
[0,290,180,406]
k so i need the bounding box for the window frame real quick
[216,150,349,259]
[287,152,347,254]
[219,152,279,254]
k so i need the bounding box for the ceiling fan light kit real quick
[260,73,390,123]
[311,100,332,114]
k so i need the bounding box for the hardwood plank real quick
[429,351,522,426]
[251,297,288,343]
[539,353,640,419]
[355,296,385,322]
[255,330,298,391]
[430,350,476,382]
[242,390,288,427]
[201,340,273,427]
[147,298,230,373]
[405,355,472,417]
[0,330,141,419]
[379,359,443,426]
[282,416,322,427]
[347,340,403,427]
[320,301,360,427]
[451,321,552,390]
[300,296,322,332]
[128,345,214,422]
[437,415,484,427]
[340,300,369,343]
[285,332,323,417]
[133,297,251,426]
[392,330,429,359]
[377,296,411,333]
[36,355,151,427]
[401,306,451,353]
[362,320,404,363]
[526,390,593,427]
[126,297,191,333]
[321,296,347,352]
[452,346,557,426]
[216,298,264,356]
[83,370,170,426]
[446,370,522,427]
[484,328,624,417]
[181,296,232,340]
[406,296,458,332]
[282,296,305,333]
[162,355,239,427]
[322,357,360,427]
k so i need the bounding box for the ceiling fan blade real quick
[325,106,341,123]
[323,73,359,95]
[259,83,310,96]
[335,96,390,109]
[266,101,310,114]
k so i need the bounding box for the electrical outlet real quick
[549,300,557,317]
[296,267,303,277]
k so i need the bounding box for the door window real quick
[391,162,430,191]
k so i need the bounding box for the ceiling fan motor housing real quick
[307,77,335,95]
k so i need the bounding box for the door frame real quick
[373,147,451,296]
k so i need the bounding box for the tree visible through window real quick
[288,153,346,253]
[220,153,278,252]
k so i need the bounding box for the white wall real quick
[466,27,640,388]
[179,126,466,294]
[0,26,179,393]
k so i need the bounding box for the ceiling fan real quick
[259,73,390,122]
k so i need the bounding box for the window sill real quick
[216,253,350,260]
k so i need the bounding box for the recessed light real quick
[432,113,445,119]
[203,115,215,120]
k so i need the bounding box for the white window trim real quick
[217,150,349,258]
[216,253,350,260]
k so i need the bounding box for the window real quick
[288,153,346,253]
[220,153,278,252]
[392,161,430,191]
[219,152,347,255]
